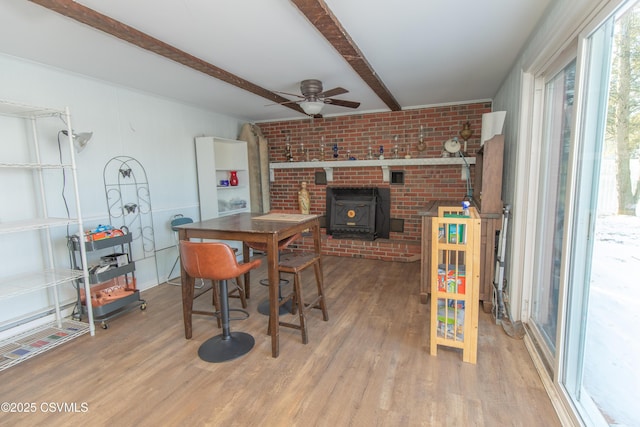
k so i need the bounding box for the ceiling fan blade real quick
[319,87,348,98]
[273,90,305,99]
[324,98,360,109]
[265,99,299,107]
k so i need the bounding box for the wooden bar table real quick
[176,212,321,358]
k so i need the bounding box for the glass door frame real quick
[514,1,629,425]
[522,47,579,378]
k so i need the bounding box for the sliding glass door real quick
[526,1,640,425]
[563,2,640,425]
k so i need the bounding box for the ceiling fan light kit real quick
[300,100,324,115]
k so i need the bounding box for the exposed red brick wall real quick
[258,102,491,262]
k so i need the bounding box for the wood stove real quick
[326,187,390,240]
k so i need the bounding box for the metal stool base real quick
[257,298,293,316]
[198,331,254,363]
[257,276,292,316]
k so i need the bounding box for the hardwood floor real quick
[0,256,560,426]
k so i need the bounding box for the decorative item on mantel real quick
[367,139,374,160]
[379,145,384,160]
[459,121,474,154]
[300,142,310,162]
[347,149,356,160]
[392,135,400,159]
[298,181,310,214]
[333,143,339,159]
[285,136,294,162]
[404,135,412,159]
[416,125,427,152]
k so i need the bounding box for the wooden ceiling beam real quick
[28,0,306,115]
[290,0,401,111]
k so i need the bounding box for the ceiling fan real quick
[274,79,361,116]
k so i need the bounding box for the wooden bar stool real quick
[179,241,261,362]
[246,233,301,315]
[269,252,328,344]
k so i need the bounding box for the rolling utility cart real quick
[69,228,146,329]
[430,205,481,363]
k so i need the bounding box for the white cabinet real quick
[195,136,251,218]
[195,136,251,253]
[195,136,252,220]
[0,100,94,370]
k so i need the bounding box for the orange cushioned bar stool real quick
[179,241,261,362]
[269,251,329,344]
[201,246,248,329]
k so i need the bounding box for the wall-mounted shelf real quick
[269,157,476,182]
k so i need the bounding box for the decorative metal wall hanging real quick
[103,156,157,267]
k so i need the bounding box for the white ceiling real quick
[0,0,551,122]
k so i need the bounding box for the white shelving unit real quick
[195,136,251,254]
[0,100,94,371]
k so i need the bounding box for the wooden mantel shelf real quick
[269,157,476,182]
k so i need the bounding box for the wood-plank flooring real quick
[0,256,560,426]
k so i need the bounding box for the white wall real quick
[0,53,245,326]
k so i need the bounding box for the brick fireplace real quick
[257,102,491,262]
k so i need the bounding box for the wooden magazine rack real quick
[430,206,481,363]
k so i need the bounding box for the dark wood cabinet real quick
[473,135,504,214]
